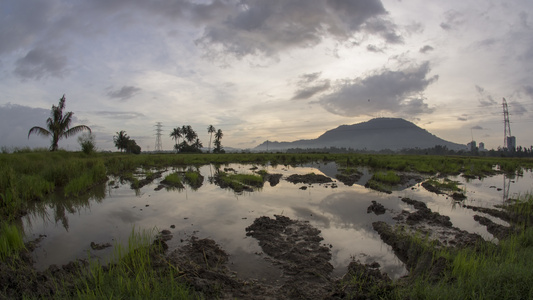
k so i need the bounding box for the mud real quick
[286,173,333,185]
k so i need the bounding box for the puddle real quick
[21,163,531,281]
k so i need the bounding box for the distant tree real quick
[170,127,183,153]
[183,125,197,144]
[28,95,91,151]
[213,129,224,153]
[113,130,129,152]
[78,132,96,155]
[193,138,203,151]
[126,139,141,154]
[207,125,216,153]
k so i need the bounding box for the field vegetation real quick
[0,150,532,298]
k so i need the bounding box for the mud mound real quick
[286,173,333,185]
[245,215,335,299]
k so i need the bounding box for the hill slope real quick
[254,118,467,151]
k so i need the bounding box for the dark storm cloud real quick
[14,47,68,80]
[475,85,497,107]
[107,86,142,101]
[419,45,434,53]
[291,72,331,100]
[318,62,437,117]
[0,0,53,54]
[196,0,400,59]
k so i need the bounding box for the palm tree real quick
[113,130,129,152]
[214,129,224,153]
[28,95,91,151]
[193,138,203,151]
[184,125,197,144]
[170,127,182,152]
[207,125,215,153]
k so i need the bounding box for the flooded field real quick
[21,162,532,282]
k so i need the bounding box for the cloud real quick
[475,85,497,107]
[440,10,465,31]
[366,44,384,53]
[471,125,484,130]
[92,111,145,120]
[318,61,438,117]
[291,72,331,100]
[457,116,468,121]
[0,0,53,55]
[14,47,69,79]
[0,103,54,149]
[419,45,434,53]
[107,86,142,101]
[196,0,398,59]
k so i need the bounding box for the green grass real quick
[371,170,401,184]
[64,227,197,299]
[425,178,462,192]
[217,172,264,192]
[0,222,25,260]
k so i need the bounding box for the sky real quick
[1,0,532,152]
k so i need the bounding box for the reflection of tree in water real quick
[23,182,106,232]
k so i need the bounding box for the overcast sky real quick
[1,0,532,152]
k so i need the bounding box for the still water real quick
[21,163,532,280]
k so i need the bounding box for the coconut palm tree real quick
[207,125,215,153]
[28,95,91,151]
[213,129,224,153]
[113,130,129,152]
[170,127,182,152]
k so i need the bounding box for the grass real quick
[216,172,264,192]
[1,151,533,298]
[425,177,462,192]
[47,227,198,299]
[371,170,401,184]
[0,222,25,260]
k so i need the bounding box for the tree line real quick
[27,95,224,154]
[170,125,224,153]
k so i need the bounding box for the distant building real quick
[507,136,516,151]
[479,142,485,151]
[467,140,477,152]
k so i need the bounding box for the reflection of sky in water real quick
[21,165,533,281]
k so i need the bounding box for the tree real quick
[126,139,141,154]
[183,125,197,144]
[78,132,96,154]
[28,95,91,151]
[170,127,182,152]
[207,125,215,153]
[113,130,129,152]
[213,129,224,153]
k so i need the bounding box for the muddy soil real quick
[286,173,333,185]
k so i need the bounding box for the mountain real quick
[254,118,467,152]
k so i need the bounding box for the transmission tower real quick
[154,122,163,152]
[502,98,516,150]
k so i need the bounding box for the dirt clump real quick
[367,201,386,215]
[245,215,334,299]
[286,173,333,185]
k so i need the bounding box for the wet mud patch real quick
[286,173,333,185]
[245,215,335,299]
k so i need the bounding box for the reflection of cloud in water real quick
[108,207,143,223]
[316,191,391,228]
[291,206,330,228]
